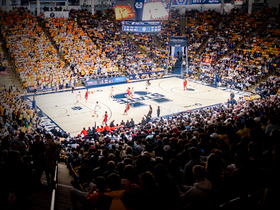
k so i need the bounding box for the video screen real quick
[114,0,136,21]
[142,0,170,21]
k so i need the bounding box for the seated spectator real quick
[69,176,107,210]
[265,116,280,135]
[95,173,135,210]
[181,165,213,208]
[135,171,170,210]
[121,164,140,194]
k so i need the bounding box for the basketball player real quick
[85,89,89,101]
[75,91,81,104]
[123,101,130,115]
[102,111,108,125]
[145,80,150,92]
[126,87,132,99]
[92,101,101,117]
[183,78,188,91]
[130,87,134,99]
[109,87,115,99]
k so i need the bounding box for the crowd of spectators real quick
[1,6,280,210]
[0,84,38,135]
[255,69,280,98]
[62,85,280,209]
[71,9,164,77]
[44,14,114,80]
[212,12,280,90]
[130,8,182,70]
[0,8,73,91]
[187,8,280,90]
[1,72,280,210]
[185,9,220,57]
[0,84,65,209]
[156,9,182,71]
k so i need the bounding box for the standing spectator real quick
[29,134,45,188]
[184,147,205,185]
[230,92,235,101]
[71,82,75,93]
[50,126,58,136]
[265,116,280,135]
[130,118,135,128]
[157,106,160,118]
[81,127,87,137]
[44,133,58,188]
[10,131,26,157]
[109,120,115,128]
[147,105,153,118]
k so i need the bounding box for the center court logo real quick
[71,106,83,111]
[113,91,172,107]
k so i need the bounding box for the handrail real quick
[50,189,56,210]
[50,161,58,210]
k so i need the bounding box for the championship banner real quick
[129,70,164,80]
[44,11,69,19]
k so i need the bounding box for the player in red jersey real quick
[183,78,188,91]
[126,87,132,99]
[123,101,130,115]
[85,89,89,101]
[102,111,108,125]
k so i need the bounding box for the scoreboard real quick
[121,21,162,33]
[115,0,169,33]
[122,25,161,32]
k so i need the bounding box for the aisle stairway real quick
[0,66,23,92]
[180,12,185,35]
[28,163,74,210]
[56,163,75,210]
[194,15,222,56]
[37,17,69,68]
[0,29,24,93]
[173,59,182,76]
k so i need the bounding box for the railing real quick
[50,161,58,210]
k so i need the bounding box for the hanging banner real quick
[44,11,69,18]
[171,0,220,5]
[169,36,187,47]
[84,76,127,88]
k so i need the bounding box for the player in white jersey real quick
[109,87,115,99]
[75,91,81,104]
[130,87,134,99]
[92,101,101,117]
[145,80,151,92]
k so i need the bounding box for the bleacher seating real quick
[0,10,71,91]
[1,5,280,210]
